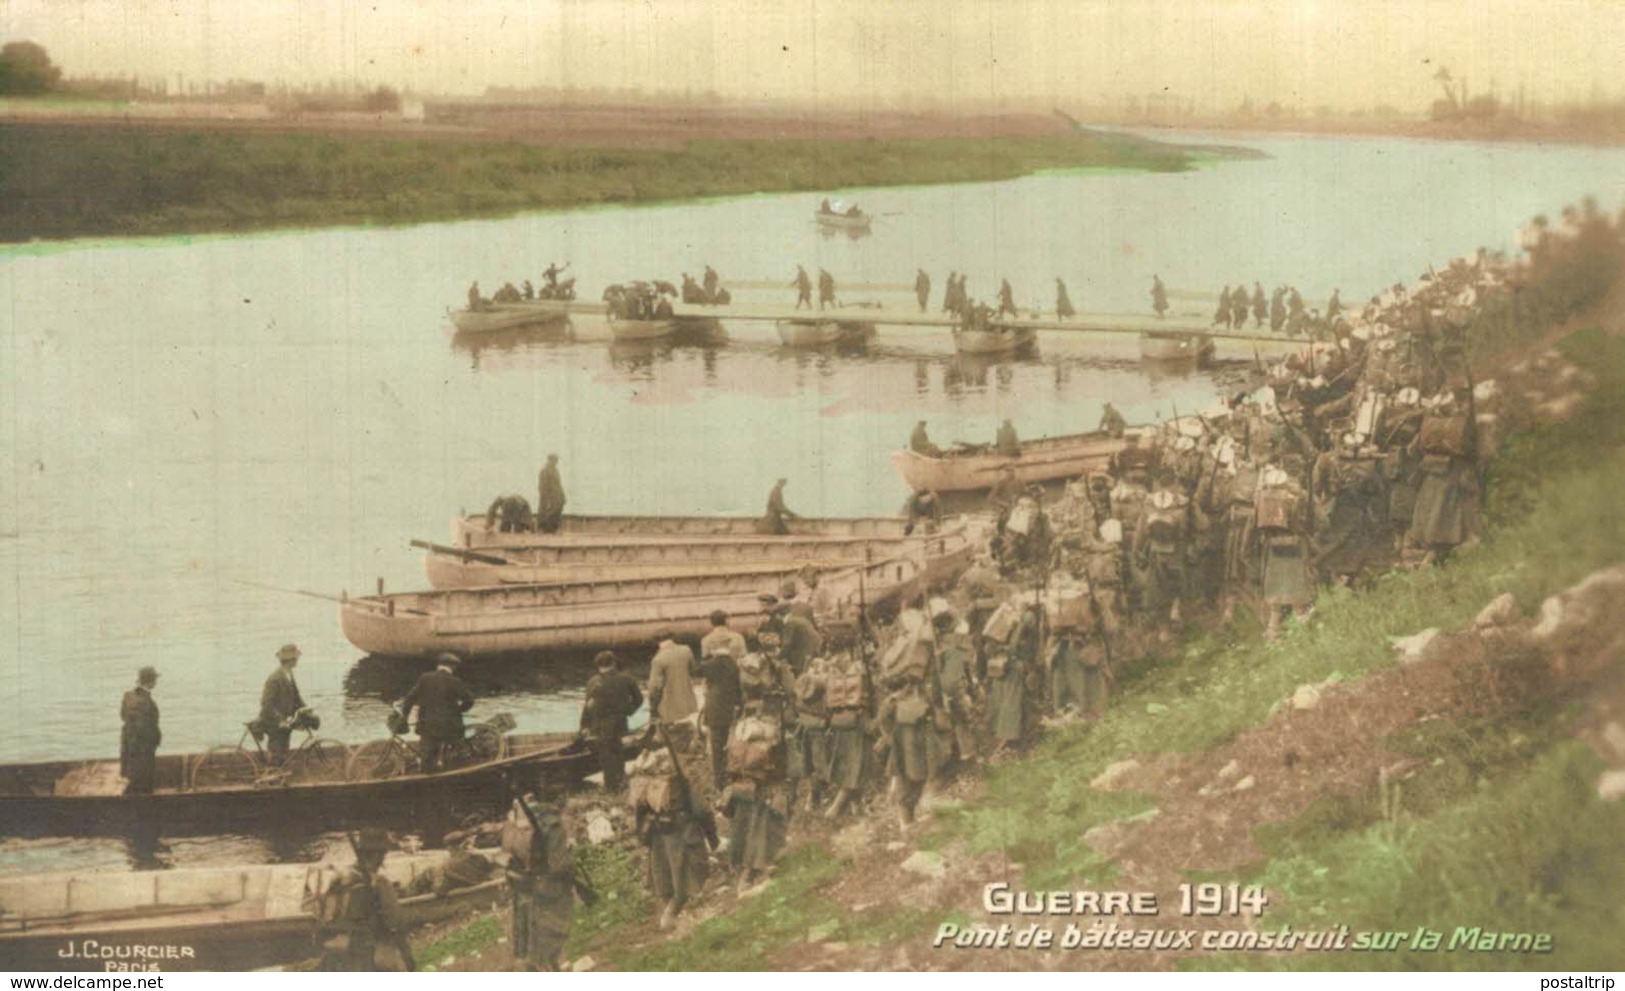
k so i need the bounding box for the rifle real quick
[652,721,719,853]
[509,790,599,906]
[345,830,416,973]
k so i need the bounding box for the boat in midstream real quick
[1138,329,1216,365]
[449,304,569,334]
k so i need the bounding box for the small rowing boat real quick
[343,531,974,658]
[608,316,676,341]
[815,203,872,230]
[890,430,1130,493]
[450,304,568,334]
[952,324,1036,354]
[775,319,876,347]
[0,851,506,971]
[1139,330,1215,365]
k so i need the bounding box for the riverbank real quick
[0,122,1217,243]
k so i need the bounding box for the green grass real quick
[417,914,504,972]
[0,123,1209,241]
[567,843,653,957]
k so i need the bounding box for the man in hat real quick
[698,612,745,789]
[317,828,412,971]
[120,667,162,795]
[761,477,798,535]
[260,644,307,766]
[536,454,567,534]
[909,420,942,457]
[401,653,475,774]
[580,652,643,792]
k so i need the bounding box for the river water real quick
[2,130,1624,787]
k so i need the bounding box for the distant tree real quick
[363,85,401,113]
[0,40,63,95]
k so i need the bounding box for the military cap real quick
[594,650,619,671]
[137,666,159,685]
[435,652,463,667]
[276,644,301,663]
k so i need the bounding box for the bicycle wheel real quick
[189,746,261,790]
[285,738,352,783]
[346,739,421,781]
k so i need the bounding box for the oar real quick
[230,578,429,615]
[409,539,511,567]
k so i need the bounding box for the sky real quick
[4,0,1623,110]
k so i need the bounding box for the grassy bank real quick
[0,123,1206,242]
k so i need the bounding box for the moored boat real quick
[450,304,569,334]
[890,430,1131,493]
[420,523,960,589]
[0,851,506,971]
[450,512,915,551]
[1138,330,1216,365]
[0,731,616,839]
[775,319,877,347]
[952,324,1037,354]
[608,316,676,341]
[815,205,872,230]
[343,531,974,658]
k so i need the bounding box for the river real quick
[2,129,1623,781]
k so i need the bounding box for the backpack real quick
[981,601,1020,644]
[1006,498,1037,536]
[737,652,774,697]
[824,667,865,710]
[1419,414,1470,457]
[627,747,682,814]
[1048,587,1093,632]
[1254,488,1301,532]
[879,627,932,685]
[1143,505,1184,545]
[501,800,570,873]
[726,715,783,780]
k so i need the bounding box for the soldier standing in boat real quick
[1214,286,1233,328]
[995,418,1022,457]
[120,666,161,795]
[818,269,836,310]
[316,828,413,972]
[915,269,931,312]
[400,652,475,774]
[486,494,534,533]
[702,265,720,301]
[761,477,798,535]
[1151,275,1168,317]
[259,644,306,766]
[1098,402,1127,438]
[998,278,1017,318]
[792,265,813,310]
[1270,286,1288,333]
[1055,278,1076,320]
[536,454,566,533]
[581,651,644,792]
[467,281,485,312]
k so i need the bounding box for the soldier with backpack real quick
[815,628,871,819]
[630,737,718,930]
[315,829,413,972]
[721,642,795,891]
[1254,465,1314,640]
[502,787,584,972]
[1135,471,1192,625]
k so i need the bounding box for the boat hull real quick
[346,530,975,658]
[450,512,915,551]
[608,317,675,341]
[890,431,1127,493]
[815,212,872,230]
[0,733,615,839]
[1138,331,1216,364]
[952,325,1036,354]
[775,319,875,347]
[451,305,568,334]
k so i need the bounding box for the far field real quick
[0,115,1221,242]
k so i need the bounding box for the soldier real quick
[1151,275,1168,317]
[1049,623,1100,719]
[780,603,823,675]
[915,269,931,313]
[988,465,1024,522]
[1407,390,1478,562]
[910,419,942,457]
[316,829,413,971]
[1214,286,1233,328]
[543,262,566,290]
[760,477,798,535]
[818,269,836,310]
[1251,282,1267,328]
[703,265,720,301]
[875,670,934,826]
[259,644,306,766]
[504,788,579,972]
[792,265,812,310]
[698,621,744,790]
[799,566,838,626]
[818,631,870,818]
[633,739,718,930]
[1231,286,1250,329]
[787,647,831,813]
[1136,472,1192,625]
[902,487,942,535]
[1254,465,1314,640]
[401,652,475,774]
[998,278,1017,318]
[941,271,959,313]
[995,418,1021,457]
[581,651,644,792]
[987,603,1041,754]
[120,666,161,796]
[930,608,979,766]
[1327,288,1343,323]
[1098,402,1127,438]
[649,638,698,725]
[722,645,795,890]
[1055,278,1076,320]
[536,454,566,533]
[521,279,535,301]
[1085,520,1127,634]
[467,281,485,312]
[485,494,534,533]
[1270,286,1287,333]
[1287,288,1306,334]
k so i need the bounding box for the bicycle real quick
[188,708,351,789]
[345,710,515,781]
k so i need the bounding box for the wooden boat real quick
[953,324,1037,354]
[775,319,877,347]
[450,304,568,334]
[450,512,916,552]
[0,851,506,971]
[419,523,962,589]
[890,430,1129,493]
[0,731,619,839]
[342,532,974,658]
[815,209,872,231]
[1139,330,1215,365]
[608,316,675,342]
